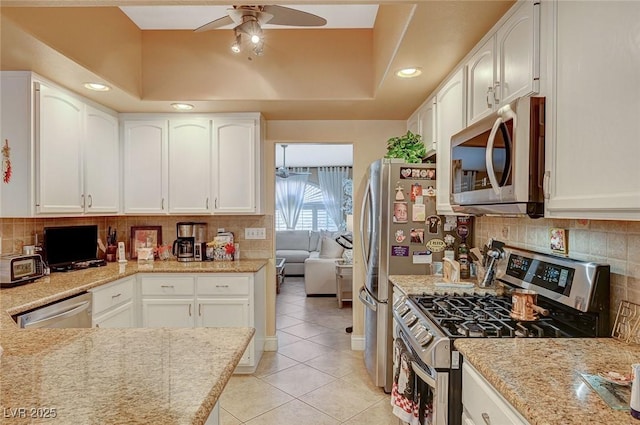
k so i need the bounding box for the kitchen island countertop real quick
[455,338,640,425]
[0,259,267,424]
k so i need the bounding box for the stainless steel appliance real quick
[194,222,208,261]
[173,222,196,262]
[359,158,471,392]
[392,246,610,425]
[16,292,92,328]
[450,96,545,218]
[0,253,45,288]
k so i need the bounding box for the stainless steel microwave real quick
[450,96,545,218]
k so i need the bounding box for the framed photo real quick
[550,228,568,255]
[130,226,162,259]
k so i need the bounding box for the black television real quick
[43,225,99,270]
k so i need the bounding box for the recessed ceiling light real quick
[396,68,422,78]
[171,103,194,111]
[83,82,111,91]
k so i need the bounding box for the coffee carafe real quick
[173,222,195,262]
[193,222,208,261]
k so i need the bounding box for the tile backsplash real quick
[475,216,640,324]
[0,215,274,260]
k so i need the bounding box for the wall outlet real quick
[245,228,266,240]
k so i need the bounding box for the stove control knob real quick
[411,323,425,337]
[405,314,417,327]
[419,331,434,346]
[398,305,410,317]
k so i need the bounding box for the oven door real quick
[395,330,449,425]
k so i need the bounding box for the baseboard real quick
[264,335,278,351]
[351,335,365,351]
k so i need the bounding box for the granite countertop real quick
[455,338,640,425]
[0,259,267,424]
[389,274,504,296]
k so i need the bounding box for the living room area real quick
[274,143,354,307]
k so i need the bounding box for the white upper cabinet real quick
[212,117,263,214]
[123,120,169,214]
[168,119,212,214]
[407,96,437,157]
[36,83,84,214]
[85,105,119,214]
[466,0,539,126]
[435,68,465,215]
[544,0,640,219]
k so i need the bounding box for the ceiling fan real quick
[195,5,327,55]
[276,145,311,179]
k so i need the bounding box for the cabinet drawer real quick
[462,362,528,425]
[141,276,195,296]
[91,277,135,316]
[197,275,250,296]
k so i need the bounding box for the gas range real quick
[393,246,611,369]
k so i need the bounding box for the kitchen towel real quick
[390,337,420,425]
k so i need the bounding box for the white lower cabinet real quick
[197,298,251,364]
[90,276,137,328]
[462,362,529,425]
[142,298,196,328]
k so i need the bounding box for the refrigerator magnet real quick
[393,202,408,223]
[395,183,405,201]
[395,229,406,243]
[414,195,424,205]
[425,185,436,197]
[412,250,432,264]
[391,245,410,257]
[410,228,424,244]
[410,183,422,201]
[426,238,446,252]
[412,203,426,222]
[427,215,441,234]
[444,216,457,231]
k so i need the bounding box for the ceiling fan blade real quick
[194,15,234,32]
[228,8,274,26]
[262,5,327,27]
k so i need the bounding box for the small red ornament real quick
[2,139,11,184]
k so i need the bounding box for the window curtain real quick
[275,168,309,229]
[318,166,351,230]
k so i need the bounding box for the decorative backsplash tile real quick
[475,216,640,326]
[0,215,274,260]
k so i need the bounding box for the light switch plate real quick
[245,228,266,239]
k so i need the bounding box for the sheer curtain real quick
[318,166,351,230]
[275,169,309,229]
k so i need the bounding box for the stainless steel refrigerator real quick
[358,158,471,392]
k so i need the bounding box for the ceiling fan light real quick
[250,34,262,44]
[231,33,242,53]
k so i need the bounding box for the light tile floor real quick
[220,276,399,424]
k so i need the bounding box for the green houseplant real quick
[384,131,426,163]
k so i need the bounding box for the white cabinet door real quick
[435,68,465,215]
[495,0,539,106]
[85,105,119,214]
[123,120,169,214]
[212,118,259,214]
[168,119,212,214]
[420,97,437,156]
[197,298,251,364]
[545,1,640,219]
[94,302,135,328]
[36,83,84,214]
[406,111,419,135]
[141,299,195,328]
[466,37,496,125]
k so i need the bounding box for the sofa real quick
[275,230,349,296]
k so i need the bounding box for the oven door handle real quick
[411,361,437,388]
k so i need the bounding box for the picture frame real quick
[130,226,162,259]
[550,228,568,255]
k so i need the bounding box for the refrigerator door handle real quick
[360,178,373,268]
[358,286,378,311]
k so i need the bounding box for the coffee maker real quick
[193,222,208,261]
[173,222,195,262]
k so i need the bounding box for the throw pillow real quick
[319,236,345,259]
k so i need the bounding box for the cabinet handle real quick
[486,86,494,108]
[215,284,229,288]
[214,198,218,209]
[543,171,551,200]
[206,198,209,209]
[161,198,165,210]
[88,194,93,208]
[482,413,491,425]
[95,323,100,328]
[81,194,85,208]
[189,304,192,316]
[111,293,121,299]
[199,304,202,316]
[161,285,174,289]
[493,82,500,104]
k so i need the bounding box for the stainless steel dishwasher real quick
[16,292,92,328]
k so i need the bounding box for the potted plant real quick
[384,131,426,163]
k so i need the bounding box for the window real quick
[275,183,338,231]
